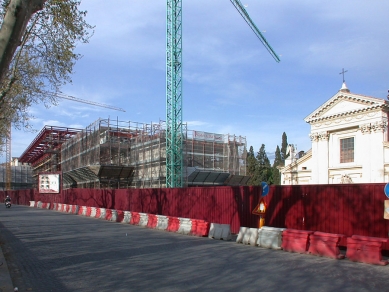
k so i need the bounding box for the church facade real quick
[280,83,389,185]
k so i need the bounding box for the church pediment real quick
[305,90,388,124]
[324,100,367,116]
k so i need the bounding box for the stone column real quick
[370,121,386,182]
[310,131,329,184]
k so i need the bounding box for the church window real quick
[340,137,354,163]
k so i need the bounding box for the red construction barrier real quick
[190,219,210,237]
[105,209,113,221]
[147,214,158,228]
[78,206,84,215]
[281,229,314,253]
[167,216,180,232]
[95,208,101,218]
[346,235,389,265]
[308,231,345,259]
[86,207,92,217]
[116,210,124,222]
[130,212,140,225]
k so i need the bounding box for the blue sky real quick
[7,0,389,163]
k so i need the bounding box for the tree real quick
[256,144,272,184]
[0,0,94,151]
[272,145,282,185]
[280,132,288,165]
[246,145,258,185]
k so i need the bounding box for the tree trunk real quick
[0,0,46,85]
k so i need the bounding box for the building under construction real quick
[0,159,34,190]
[19,118,249,189]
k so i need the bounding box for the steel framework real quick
[166,0,183,187]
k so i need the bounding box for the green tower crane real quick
[165,0,280,188]
[166,0,183,188]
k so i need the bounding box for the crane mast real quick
[166,0,183,188]
[165,0,280,188]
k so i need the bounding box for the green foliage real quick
[280,131,288,165]
[0,0,94,151]
[256,144,272,184]
[272,145,282,185]
[247,132,289,186]
[246,145,258,185]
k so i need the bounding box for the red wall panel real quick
[3,183,389,250]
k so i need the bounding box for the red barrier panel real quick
[105,209,113,221]
[130,212,140,225]
[190,219,210,237]
[167,216,180,232]
[86,207,92,217]
[78,206,84,215]
[346,235,389,265]
[95,208,101,218]
[198,221,210,237]
[147,214,158,228]
[190,219,198,236]
[116,210,124,222]
[282,229,314,253]
[308,231,345,259]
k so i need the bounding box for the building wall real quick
[311,114,387,184]
[281,87,389,185]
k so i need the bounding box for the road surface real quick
[0,205,388,291]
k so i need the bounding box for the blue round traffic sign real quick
[261,182,269,197]
[384,183,389,199]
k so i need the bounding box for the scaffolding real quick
[0,162,34,190]
[60,118,247,189]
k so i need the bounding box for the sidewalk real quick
[0,245,14,291]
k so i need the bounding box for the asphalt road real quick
[1,205,389,292]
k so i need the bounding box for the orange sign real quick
[252,198,267,215]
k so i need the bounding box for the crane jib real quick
[230,0,280,63]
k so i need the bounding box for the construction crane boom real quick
[166,0,280,188]
[47,92,126,112]
[230,0,280,62]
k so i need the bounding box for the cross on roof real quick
[339,68,348,83]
